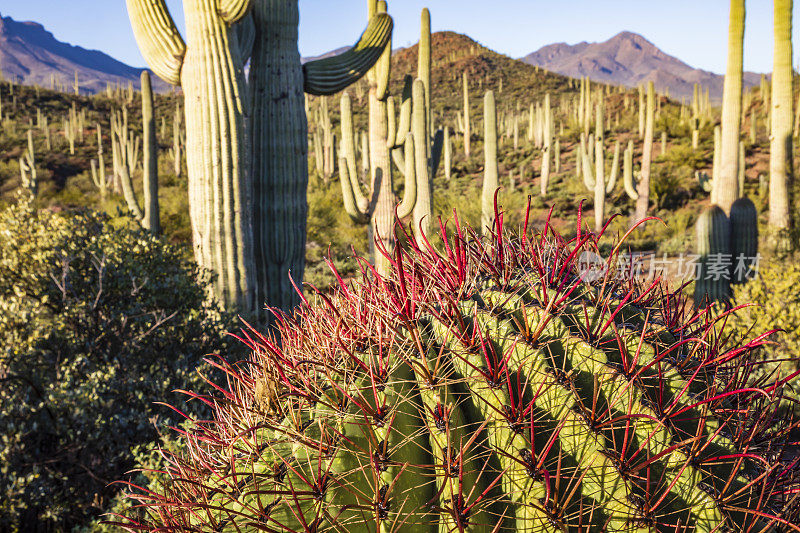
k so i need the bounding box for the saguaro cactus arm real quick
[125,0,187,86]
[303,13,393,96]
[217,0,252,24]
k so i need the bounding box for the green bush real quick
[730,261,800,380]
[0,197,234,530]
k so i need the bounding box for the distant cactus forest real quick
[3,0,800,531]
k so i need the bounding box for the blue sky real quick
[0,1,795,75]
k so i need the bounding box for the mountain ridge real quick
[522,31,761,101]
[0,12,170,94]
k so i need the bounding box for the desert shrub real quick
[0,197,234,530]
[729,261,800,379]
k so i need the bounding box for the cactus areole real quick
[125,0,392,319]
[117,205,800,532]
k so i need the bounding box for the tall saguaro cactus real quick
[769,0,793,249]
[463,70,471,157]
[141,70,160,234]
[126,0,255,313]
[633,81,654,224]
[715,0,745,213]
[482,90,498,233]
[127,0,392,320]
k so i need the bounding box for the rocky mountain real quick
[0,12,170,94]
[522,31,761,101]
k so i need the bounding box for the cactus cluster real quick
[116,205,800,532]
[694,197,759,306]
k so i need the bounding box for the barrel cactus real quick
[115,207,800,532]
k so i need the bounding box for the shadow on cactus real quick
[112,201,800,532]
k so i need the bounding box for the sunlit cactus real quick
[114,205,800,532]
[125,0,392,317]
[140,70,160,234]
[715,0,745,213]
[768,0,794,250]
[482,89,498,233]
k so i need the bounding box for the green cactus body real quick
[606,140,619,194]
[123,210,799,532]
[540,94,551,196]
[141,70,160,234]
[580,133,595,192]
[729,197,758,284]
[622,140,639,201]
[128,0,391,319]
[715,0,745,213]
[633,81,654,223]
[594,139,606,233]
[463,70,471,157]
[126,0,255,312]
[444,125,451,180]
[418,8,431,135]
[694,204,732,306]
[769,0,793,245]
[482,90,498,233]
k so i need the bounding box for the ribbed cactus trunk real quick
[368,2,394,276]
[412,79,432,246]
[482,90,498,234]
[418,8,431,135]
[463,71,471,157]
[594,139,605,233]
[633,81,654,224]
[182,1,254,313]
[540,93,551,196]
[695,205,732,306]
[126,0,256,315]
[769,0,793,247]
[249,0,308,321]
[141,70,160,234]
[715,0,745,214]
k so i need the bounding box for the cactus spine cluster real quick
[714,0,745,213]
[117,206,800,532]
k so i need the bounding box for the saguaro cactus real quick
[141,70,160,234]
[594,139,605,233]
[482,90,498,233]
[730,197,759,283]
[125,0,256,313]
[769,0,793,249]
[623,139,638,200]
[694,205,732,306]
[715,0,745,213]
[463,70,471,157]
[127,0,392,319]
[338,90,417,274]
[540,93,552,196]
[633,81,654,224]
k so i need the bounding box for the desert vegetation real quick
[1,0,800,530]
